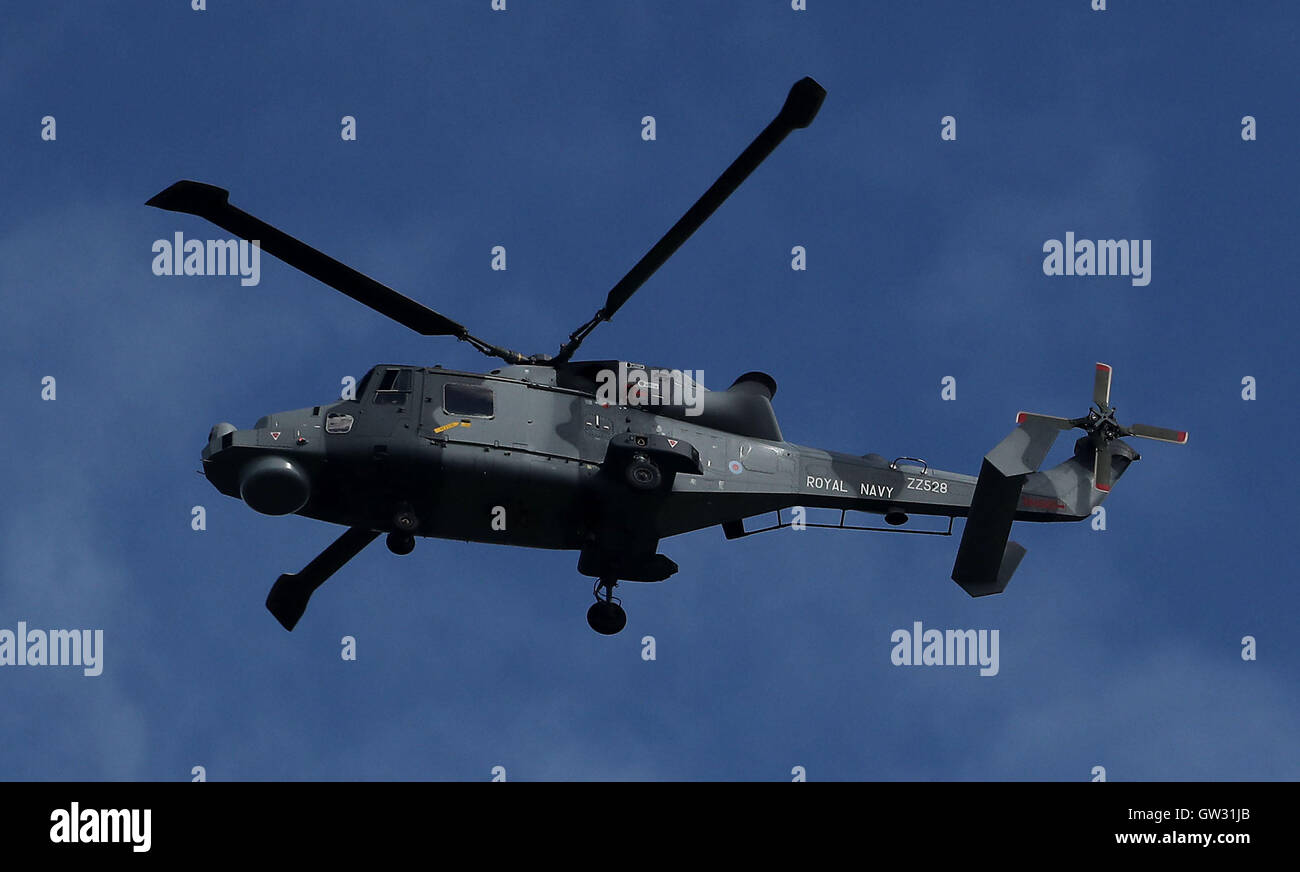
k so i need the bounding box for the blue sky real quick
[2,1,1296,780]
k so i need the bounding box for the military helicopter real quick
[149,77,1187,635]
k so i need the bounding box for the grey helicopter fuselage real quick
[201,361,1129,566]
[161,76,1183,633]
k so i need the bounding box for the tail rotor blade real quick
[1093,444,1112,492]
[1127,423,1189,445]
[1093,362,1113,408]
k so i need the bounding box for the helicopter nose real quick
[206,421,236,448]
[238,455,311,515]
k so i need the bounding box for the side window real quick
[443,382,494,418]
[325,413,354,434]
[373,368,411,405]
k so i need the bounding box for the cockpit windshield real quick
[362,366,413,405]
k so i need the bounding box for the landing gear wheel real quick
[587,577,627,635]
[386,532,415,555]
[586,601,627,635]
[393,507,419,533]
[625,453,662,491]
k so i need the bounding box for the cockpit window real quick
[443,382,494,418]
[373,368,411,405]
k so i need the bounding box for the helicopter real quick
[148,77,1187,635]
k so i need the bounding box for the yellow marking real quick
[433,420,474,434]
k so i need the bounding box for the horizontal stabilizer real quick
[988,416,1064,477]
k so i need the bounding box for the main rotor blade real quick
[147,181,468,338]
[602,77,825,319]
[554,77,826,362]
[1126,423,1189,444]
[1093,362,1113,408]
[265,527,380,631]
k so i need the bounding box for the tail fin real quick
[951,458,1030,596]
[951,417,1062,596]
[952,434,1141,597]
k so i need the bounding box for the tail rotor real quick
[953,362,1187,597]
[1017,362,1188,493]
